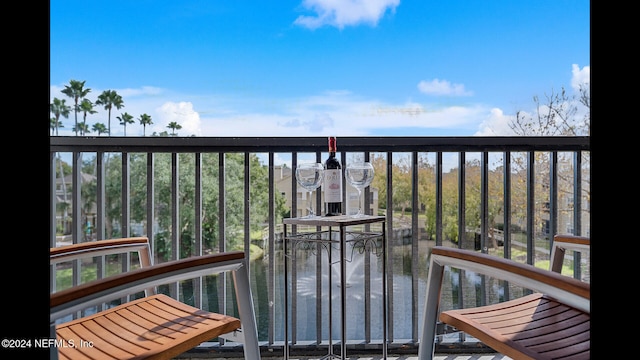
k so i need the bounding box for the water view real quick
[243,236,544,343]
[247,237,435,343]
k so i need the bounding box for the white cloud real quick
[192,93,488,138]
[417,79,473,96]
[155,102,202,136]
[474,108,516,136]
[294,0,400,29]
[571,64,589,91]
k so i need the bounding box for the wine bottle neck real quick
[328,137,337,153]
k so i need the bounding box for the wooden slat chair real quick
[50,237,261,360]
[418,235,590,360]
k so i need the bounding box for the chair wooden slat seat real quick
[56,294,241,360]
[50,237,261,360]
[440,293,590,360]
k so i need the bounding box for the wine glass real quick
[345,162,374,218]
[295,163,324,218]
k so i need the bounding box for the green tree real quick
[371,151,507,247]
[61,80,91,136]
[51,117,62,135]
[73,122,91,136]
[370,155,387,209]
[50,97,71,136]
[81,177,98,241]
[79,99,97,136]
[167,122,182,136]
[416,154,436,240]
[138,113,153,136]
[55,159,73,235]
[391,156,412,219]
[441,168,459,243]
[95,90,124,136]
[92,122,108,136]
[117,112,135,136]
[100,152,286,261]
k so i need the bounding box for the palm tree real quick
[95,90,124,136]
[95,90,123,175]
[167,121,182,136]
[73,122,91,136]
[92,122,108,136]
[50,117,64,135]
[79,99,97,136]
[138,113,153,136]
[50,97,71,136]
[117,112,135,136]
[61,80,91,136]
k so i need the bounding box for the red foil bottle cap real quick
[328,136,337,152]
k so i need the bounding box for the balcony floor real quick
[184,355,511,359]
[289,357,509,360]
[177,342,512,359]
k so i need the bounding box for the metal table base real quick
[283,215,387,360]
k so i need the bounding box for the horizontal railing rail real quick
[50,135,590,153]
[49,135,590,356]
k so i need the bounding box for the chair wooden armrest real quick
[50,236,152,267]
[418,246,590,360]
[50,237,261,360]
[550,234,590,273]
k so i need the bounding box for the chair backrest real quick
[550,234,590,276]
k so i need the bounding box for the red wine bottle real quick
[324,136,342,216]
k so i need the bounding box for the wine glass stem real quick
[308,190,314,216]
[357,189,362,216]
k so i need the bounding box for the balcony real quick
[49,135,590,358]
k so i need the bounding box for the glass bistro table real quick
[282,215,387,359]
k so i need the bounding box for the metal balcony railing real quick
[49,135,590,356]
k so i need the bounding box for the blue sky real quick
[50,0,590,138]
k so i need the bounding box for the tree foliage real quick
[117,112,135,136]
[61,80,91,136]
[50,98,70,136]
[138,113,153,136]
[95,89,124,136]
[71,152,288,261]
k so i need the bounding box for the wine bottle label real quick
[323,169,342,203]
